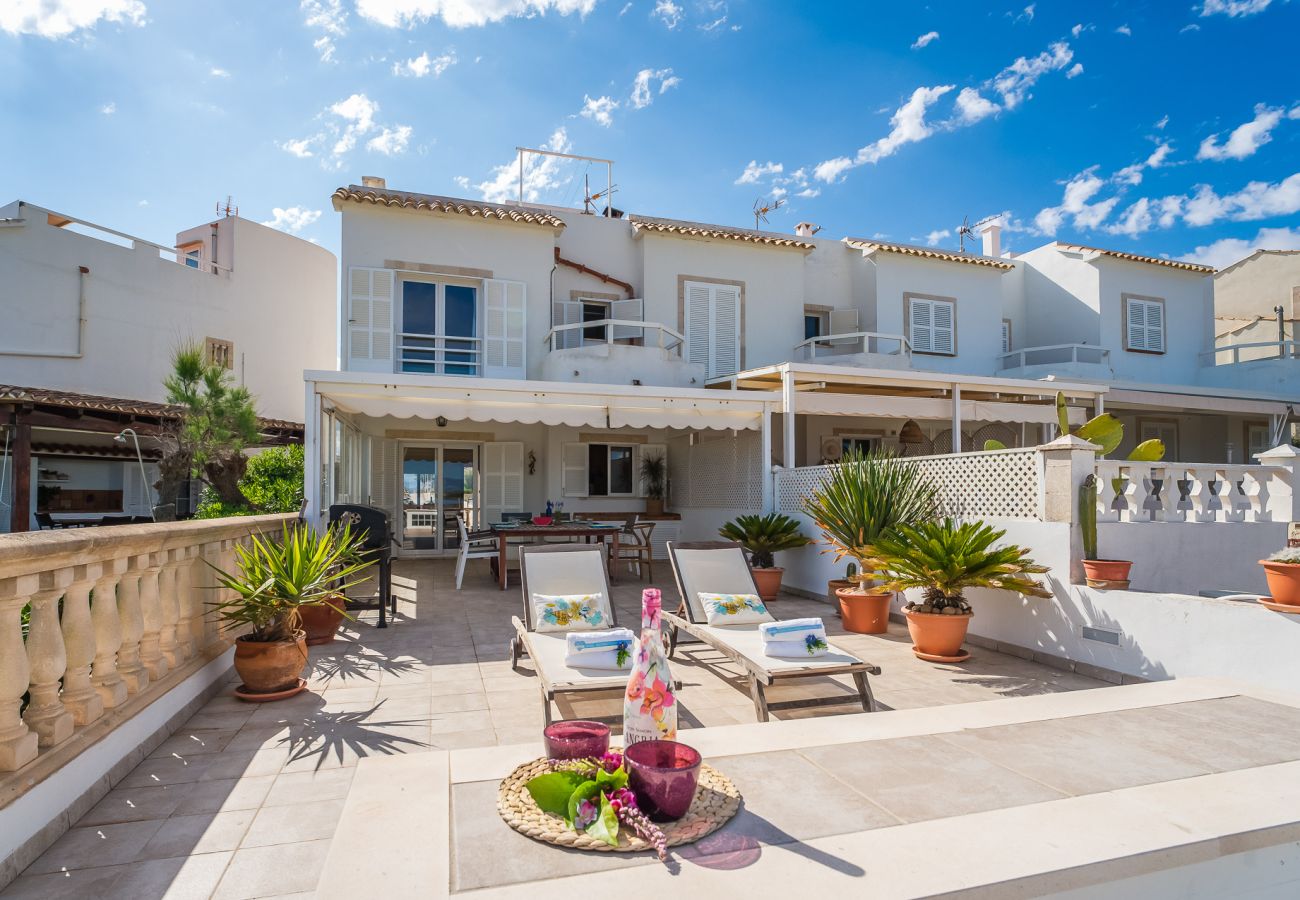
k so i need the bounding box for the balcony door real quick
[398,443,478,556]
[400,279,479,376]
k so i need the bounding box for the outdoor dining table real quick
[490,522,621,590]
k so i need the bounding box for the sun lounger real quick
[664,541,880,722]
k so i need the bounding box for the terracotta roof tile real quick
[843,238,1015,270]
[629,214,816,250]
[1055,243,1215,274]
[332,186,566,230]
[0,385,301,433]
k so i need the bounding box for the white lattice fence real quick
[777,447,1042,520]
[670,431,763,510]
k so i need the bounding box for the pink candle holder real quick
[543,720,611,760]
[624,740,702,822]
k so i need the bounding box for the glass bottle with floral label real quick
[623,588,677,747]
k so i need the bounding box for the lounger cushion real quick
[698,592,774,626]
[532,592,613,633]
[695,623,861,673]
[527,631,633,689]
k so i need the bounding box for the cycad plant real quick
[801,449,940,588]
[208,522,373,642]
[864,518,1051,614]
[718,512,810,568]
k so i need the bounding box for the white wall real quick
[1098,259,1213,386]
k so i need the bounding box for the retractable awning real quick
[794,392,1083,425]
[1106,388,1294,418]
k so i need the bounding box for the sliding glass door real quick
[399,279,480,376]
[398,443,478,555]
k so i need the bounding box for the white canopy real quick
[794,391,1084,425]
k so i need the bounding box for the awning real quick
[795,392,1083,425]
[1106,389,1293,418]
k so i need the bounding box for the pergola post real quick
[760,404,773,513]
[303,381,322,531]
[781,368,796,468]
[9,419,31,534]
[951,385,962,453]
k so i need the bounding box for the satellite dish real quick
[821,438,843,462]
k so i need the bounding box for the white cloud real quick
[1066,62,1083,78]
[1181,225,1300,268]
[1115,24,1131,35]
[280,137,315,158]
[795,187,820,198]
[302,0,345,33]
[356,0,596,28]
[1114,141,1173,185]
[261,207,321,234]
[476,126,573,203]
[1,0,145,38]
[651,0,681,28]
[1198,103,1287,161]
[210,66,230,78]
[1200,0,1273,17]
[1070,22,1093,37]
[314,36,337,62]
[911,30,939,49]
[991,41,1073,109]
[330,92,378,154]
[699,15,727,31]
[925,229,951,246]
[393,50,456,77]
[1011,4,1035,23]
[367,124,413,155]
[813,84,953,183]
[1034,167,1120,235]
[1183,172,1300,225]
[954,87,998,123]
[1155,114,1170,129]
[619,1,632,13]
[1180,23,1201,32]
[812,157,854,182]
[1105,198,1152,236]
[630,67,679,109]
[735,160,783,185]
[579,94,619,127]
[100,101,116,115]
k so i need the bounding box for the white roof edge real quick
[727,362,1109,397]
[1105,379,1300,405]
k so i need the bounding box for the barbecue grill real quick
[328,504,396,628]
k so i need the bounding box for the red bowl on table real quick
[531,516,554,526]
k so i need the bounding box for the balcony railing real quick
[544,319,684,354]
[398,332,482,376]
[794,331,911,361]
[998,343,1110,371]
[1200,340,1300,367]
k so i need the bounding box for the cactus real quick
[1079,474,1098,561]
[845,562,858,579]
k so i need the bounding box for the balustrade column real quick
[60,565,105,726]
[23,569,75,748]
[175,546,197,658]
[0,575,40,770]
[138,553,168,681]
[158,554,182,668]
[90,559,128,709]
[116,558,148,694]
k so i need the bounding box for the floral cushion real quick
[698,592,774,626]
[532,592,612,633]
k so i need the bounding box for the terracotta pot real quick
[836,588,892,634]
[644,498,665,517]
[751,567,784,604]
[300,595,346,646]
[827,579,853,606]
[904,609,972,660]
[233,633,308,695]
[1082,559,1133,583]
[1260,560,1300,606]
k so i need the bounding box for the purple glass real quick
[543,720,611,760]
[624,740,703,822]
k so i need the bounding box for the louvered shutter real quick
[829,308,859,346]
[931,300,954,354]
[1127,298,1164,352]
[685,283,711,368]
[562,442,589,497]
[370,438,398,522]
[482,442,524,526]
[611,298,643,341]
[909,298,954,355]
[484,279,526,378]
[347,267,395,373]
[1144,301,1164,352]
[909,298,932,353]
[552,298,583,349]
[1001,320,1011,353]
[638,443,667,498]
[711,285,740,377]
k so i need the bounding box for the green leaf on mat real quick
[566,780,601,827]
[595,765,628,793]
[525,772,587,819]
[586,792,621,848]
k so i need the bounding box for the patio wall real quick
[0,513,293,889]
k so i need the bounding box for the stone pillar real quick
[23,569,76,748]
[138,553,168,682]
[91,559,129,709]
[0,574,40,770]
[60,565,105,726]
[174,546,197,658]
[1039,434,1101,585]
[1256,444,1300,523]
[116,559,148,694]
[158,555,182,669]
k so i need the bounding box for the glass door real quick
[399,444,478,555]
[441,447,476,550]
[401,447,440,554]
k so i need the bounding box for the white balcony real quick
[793,331,912,370]
[997,343,1112,380]
[540,319,707,388]
[398,332,482,377]
[1197,340,1300,392]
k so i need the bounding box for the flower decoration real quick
[804,634,828,655]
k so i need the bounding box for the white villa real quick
[305,177,1298,556]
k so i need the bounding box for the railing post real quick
[91,559,129,709]
[1038,435,1100,584]
[173,546,196,658]
[117,559,147,694]
[138,552,168,681]
[60,565,105,726]
[1256,444,1300,522]
[158,553,182,668]
[0,574,41,770]
[23,569,75,747]
[183,546,207,657]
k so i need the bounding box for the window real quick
[804,310,827,341]
[400,279,479,376]
[205,337,234,369]
[1124,294,1165,353]
[1245,422,1271,460]
[1138,418,1179,460]
[582,299,610,343]
[906,294,956,355]
[587,444,635,496]
[1001,319,1012,354]
[683,280,741,378]
[179,242,202,269]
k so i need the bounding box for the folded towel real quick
[759,618,826,644]
[566,628,635,656]
[764,634,830,659]
[565,650,633,671]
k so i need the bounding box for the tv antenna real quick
[753,197,784,230]
[216,196,238,218]
[956,216,975,252]
[583,173,619,216]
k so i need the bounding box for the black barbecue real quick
[328,504,396,628]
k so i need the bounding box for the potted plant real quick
[1260,547,1300,606]
[1078,474,1131,586]
[640,453,667,517]
[802,450,939,634]
[827,562,857,607]
[718,512,811,603]
[866,518,1050,662]
[208,521,371,701]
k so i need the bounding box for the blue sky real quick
[2,0,1298,268]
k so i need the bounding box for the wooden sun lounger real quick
[664,540,880,722]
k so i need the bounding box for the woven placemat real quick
[498,756,741,853]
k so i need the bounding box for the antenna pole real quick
[517,148,524,205]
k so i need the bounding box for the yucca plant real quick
[801,449,940,588]
[863,518,1051,614]
[718,512,810,568]
[208,521,373,642]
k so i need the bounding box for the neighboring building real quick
[0,201,335,532]
[303,177,1298,558]
[1213,249,1300,372]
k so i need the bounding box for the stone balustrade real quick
[1094,455,1296,524]
[0,514,293,774]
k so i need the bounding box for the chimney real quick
[795,222,821,238]
[361,175,387,189]
[978,220,1002,258]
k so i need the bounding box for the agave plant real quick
[984,392,1165,461]
[863,518,1052,614]
[208,521,373,642]
[718,512,810,569]
[801,449,940,586]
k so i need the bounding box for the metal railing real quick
[793,331,911,361]
[998,343,1110,371]
[1200,340,1300,367]
[544,319,685,354]
[398,332,482,376]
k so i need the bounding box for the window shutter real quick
[638,443,667,497]
[484,279,527,378]
[482,442,524,526]
[1127,298,1164,352]
[685,283,711,368]
[711,285,740,378]
[909,298,932,353]
[931,300,954,354]
[552,298,583,349]
[562,442,589,497]
[610,298,643,341]
[1145,301,1164,352]
[829,308,859,346]
[1001,320,1011,353]
[1127,299,1147,350]
[909,298,953,355]
[370,438,398,521]
[347,267,394,373]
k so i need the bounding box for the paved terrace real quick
[1,559,1109,899]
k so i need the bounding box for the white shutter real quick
[484,278,527,378]
[909,297,954,355]
[638,443,667,497]
[829,308,859,346]
[611,298,643,341]
[347,267,395,373]
[482,442,524,525]
[552,298,583,350]
[931,300,954,355]
[1145,301,1165,352]
[562,442,589,497]
[1001,320,1011,353]
[370,438,398,522]
[122,462,157,516]
[711,285,740,378]
[685,283,711,368]
[909,298,932,353]
[1127,298,1164,352]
